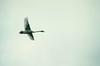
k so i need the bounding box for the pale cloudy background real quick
[0,0,100,66]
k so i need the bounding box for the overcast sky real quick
[0,0,100,66]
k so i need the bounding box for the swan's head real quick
[40,30,45,32]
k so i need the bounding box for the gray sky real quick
[0,0,100,66]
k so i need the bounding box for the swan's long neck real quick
[32,30,44,33]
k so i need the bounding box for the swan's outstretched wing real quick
[27,33,34,40]
[24,17,31,31]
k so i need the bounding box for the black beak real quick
[40,30,45,32]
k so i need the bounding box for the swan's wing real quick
[24,17,31,31]
[27,33,34,40]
